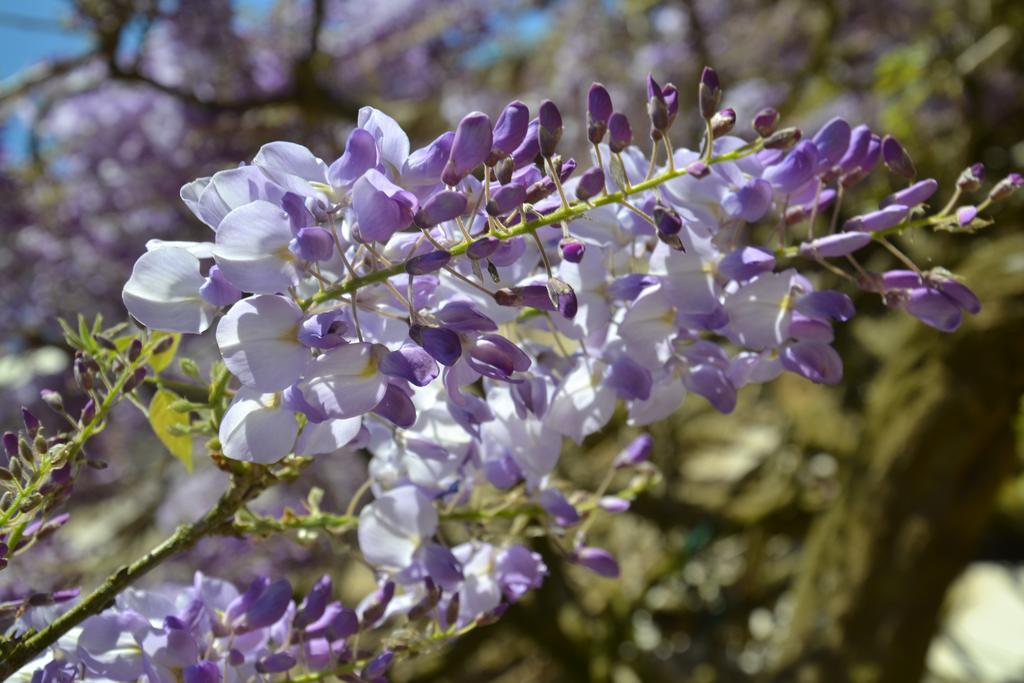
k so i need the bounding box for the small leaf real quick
[149,390,193,472]
[149,333,181,374]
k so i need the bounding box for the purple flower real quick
[880,178,938,208]
[613,433,654,468]
[812,117,851,171]
[328,128,380,187]
[443,111,492,185]
[497,545,547,601]
[799,232,873,258]
[358,486,438,570]
[843,205,908,232]
[353,169,418,242]
[537,100,563,157]
[414,189,468,228]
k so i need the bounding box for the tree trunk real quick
[769,234,1024,683]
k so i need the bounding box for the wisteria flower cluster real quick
[3,65,1019,681]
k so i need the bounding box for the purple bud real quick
[812,117,852,169]
[837,124,872,175]
[588,83,613,144]
[988,173,1023,202]
[880,178,938,208]
[486,183,527,216]
[3,432,18,460]
[414,190,468,228]
[799,232,873,258]
[663,83,679,128]
[547,277,578,319]
[436,301,498,332]
[753,108,779,137]
[406,250,452,275]
[466,334,531,379]
[613,434,653,468]
[843,204,909,232]
[559,238,586,263]
[489,100,530,164]
[256,653,297,675]
[538,100,563,157]
[881,135,916,179]
[328,606,359,640]
[710,107,736,138]
[80,399,96,426]
[363,651,394,680]
[295,575,332,628]
[299,310,348,350]
[646,74,669,135]
[360,581,395,628]
[699,66,722,120]
[538,489,580,526]
[608,112,632,154]
[599,496,631,513]
[957,205,978,226]
[444,112,492,185]
[409,324,462,366]
[21,408,39,434]
[467,236,500,260]
[652,202,682,236]
[957,163,985,192]
[184,661,222,683]
[403,131,454,186]
[573,547,620,577]
[289,226,335,262]
[511,118,541,169]
[575,166,606,201]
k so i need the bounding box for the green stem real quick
[0,466,269,678]
[301,142,763,311]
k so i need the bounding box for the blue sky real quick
[0,0,276,157]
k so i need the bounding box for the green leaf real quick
[149,390,193,472]
[149,333,181,374]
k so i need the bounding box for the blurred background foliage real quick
[1,1,1023,681]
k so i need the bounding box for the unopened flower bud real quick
[123,367,147,393]
[608,112,632,153]
[653,203,682,236]
[537,100,563,158]
[152,336,176,355]
[488,100,529,165]
[559,238,586,263]
[956,163,985,192]
[699,66,722,120]
[646,74,669,139]
[587,82,613,144]
[467,237,499,260]
[752,107,779,137]
[414,190,468,228]
[19,438,34,463]
[405,250,452,275]
[572,546,620,578]
[80,399,96,426]
[763,126,802,150]
[613,433,653,468]
[21,408,40,435]
[40,389,64,413]
[288,227,335,262]
[881,135,916,179]
[2,432,18,460]
[663,83,679,129]
[127,338,143,362]
[710,107,736,137]
[444,591,461,627]
[988,173,1023,202]
[444,111,493,186]
[575,167,605,201]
